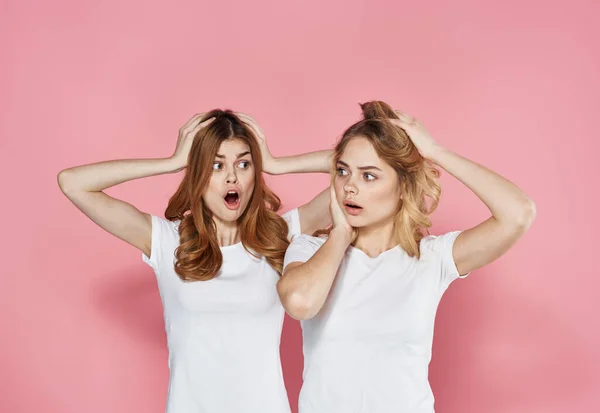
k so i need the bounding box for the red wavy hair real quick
[164,110,290,281]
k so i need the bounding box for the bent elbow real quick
[57,169,74,195]
[517,199,537,230]
[277,285,317,321]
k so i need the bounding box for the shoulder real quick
[420,231,462,256]
[290,233,327,249]
[152,215,180,232]
[280,208,302,239]
[142,216,181,270]
[149,215,181,245]
[419,231,468,285]
[283,234,327,270]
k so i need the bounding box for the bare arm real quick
[57,114,211,257]
[298,187,331,235]
[393,113,536,276]
[236,112,333,175]
[427,145,536,275]
[57,157,180,257]
[277,186,353,320]
[278,150,333,233]
[236,113,334,233]
[268,150,333,175]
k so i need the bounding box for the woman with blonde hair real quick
[58,109,332,413]
[278,101,536,413]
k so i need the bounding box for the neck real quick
[353,219,397,258]
[213,216,241,247]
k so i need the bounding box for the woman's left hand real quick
[236,112,277,174]
[389,111,440,160]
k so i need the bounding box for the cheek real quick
[209,174,221,191]
[202,175,220,200]
[333,178,346,203]
[240,170,255,192]
[334,176,345,193]
[366,182,400,210]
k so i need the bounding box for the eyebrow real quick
[337,160,382,172]
[215,151,251,159]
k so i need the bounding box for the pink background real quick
[2,0,598,412]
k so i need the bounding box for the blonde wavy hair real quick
[327,101,442,258]
[165,109,290,281]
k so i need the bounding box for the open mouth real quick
[224,190,241,210]
[344,200,363,215]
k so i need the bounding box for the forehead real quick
[338,137,381,166]
[217,138,251,156]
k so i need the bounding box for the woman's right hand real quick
[329,185,355,244]
[170,113,214,171]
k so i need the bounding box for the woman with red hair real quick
[58,110,332,413]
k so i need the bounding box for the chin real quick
[207,205,238,223]
[224,202,250,221]
[345,215,365,227]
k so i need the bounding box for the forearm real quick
[428,145,535,224]
[269,149,333,175]
[58,157,180,194]
[278,229,350,319]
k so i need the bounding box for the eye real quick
[238,160,251,169]
[213,162,222,171]
[363,172,376,181]
[336,167,348,176]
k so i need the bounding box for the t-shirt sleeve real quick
[421,230,469,289]
[283,234,325,272]
[281,208,302,240]
[141,215,176,271]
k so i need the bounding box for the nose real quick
[343,180,357,195]
[225,170,238,184]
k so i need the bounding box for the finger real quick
[184,118,214,140]
[237,114,264,139]
[329,185,338,209]
[394,110,411,117]
[183,113,205,129]
[182,113,206,134]
[236,112,255,122]
[394,110,417,122]
[395,111,413,123]
[235,112,254,126]
[395,116,419,128]
[237,113,260,132]
[190,117,214,134]
[190,113,211,130]
[330,185,343,214]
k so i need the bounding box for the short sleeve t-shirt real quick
[283,231,468,413]
[142,208,301,413]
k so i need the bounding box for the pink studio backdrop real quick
[1,0,598,412]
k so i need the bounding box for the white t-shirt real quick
[142,208,301,413]
[283,231,469,413]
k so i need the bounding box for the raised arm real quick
[277,186,353,320]
[57,114,213,257]
[392,112,536,276]
[297,187,331,235]
[237,113,334,233]
[237,112,333,175]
